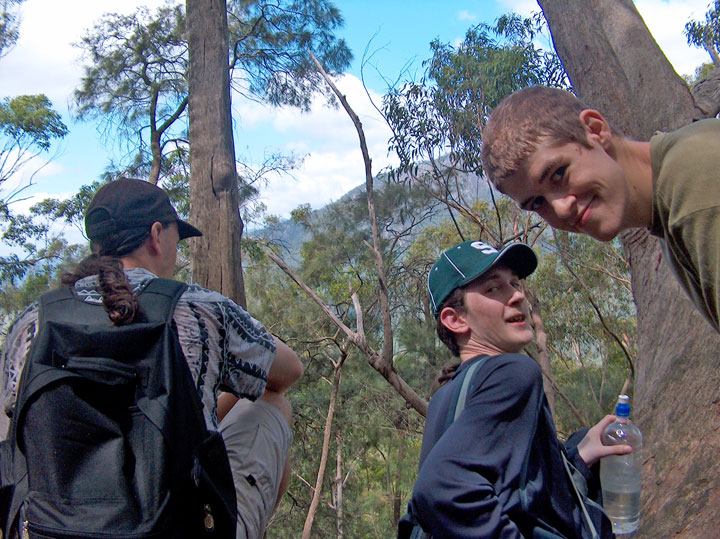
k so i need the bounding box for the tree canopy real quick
[685,0,720,68]
[0,0,26,58]
[0,94,68,188]
[72,0,351,184]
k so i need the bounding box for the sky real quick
[0,0,713,247]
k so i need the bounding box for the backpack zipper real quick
[203,504,215,532]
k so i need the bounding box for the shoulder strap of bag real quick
[136,278,188,322]
[560,452,600,539]
[442,356,489,432]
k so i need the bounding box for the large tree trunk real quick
[538,1,720,536]
[186,0,246,306]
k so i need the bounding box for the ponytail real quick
[430,361,461,395]
[61,255,140,325]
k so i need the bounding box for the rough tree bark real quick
[538,1,720,536]
[186,0,246,306]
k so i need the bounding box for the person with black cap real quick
[405,240,629,538]
[0,178,303,538]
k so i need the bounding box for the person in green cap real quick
[404,240,630,538]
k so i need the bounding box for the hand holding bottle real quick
[600,395,643,535]
[577,414,634,466]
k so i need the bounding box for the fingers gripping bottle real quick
[600,395,643,534]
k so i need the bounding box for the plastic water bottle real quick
[600,395,643,534]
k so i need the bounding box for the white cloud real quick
[247,74,397,218]
[496,0,536,17]
[0,0,178,108]
[635,0,711,77]
[458,10,477,21]
[2,0,716,229]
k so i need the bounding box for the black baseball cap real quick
[85,178,202,243]
[428,240,537,317]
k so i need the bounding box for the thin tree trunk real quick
[149,128,161,185]
[392,442,404,527]
[525,287,556,413]
[266,250,428,416]
[186,0,246,306]
[335,434,344,539]
[302,357,344,539]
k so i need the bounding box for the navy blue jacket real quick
[410,354,610,538]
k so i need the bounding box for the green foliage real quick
[72,1,350,182]
[385,13,568,175]
[0,232,86,337]
[72,4,188,175]
[0,0,26,58]
[684,0,720,67]
[0,94,68,185]
[244,180,441,536]
[1,197,76,281]
[530,231,636,434]
[228,0,353,111]
[683,61,717,85]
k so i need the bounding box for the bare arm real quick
[217,337,303,423]
[265,336,303,394]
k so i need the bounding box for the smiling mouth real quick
[574,198,593,229]
[507,314,526,323]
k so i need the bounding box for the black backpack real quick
[0,278,236,538]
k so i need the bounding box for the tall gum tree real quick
[186,0,245,304]
[185,0,351,305]
[538,0,720,535]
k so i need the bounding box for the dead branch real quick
[265,249,428,416]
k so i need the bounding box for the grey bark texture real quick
[538,0,720,536]
[186,0,246,307]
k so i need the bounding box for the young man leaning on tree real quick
[481,85,720,332]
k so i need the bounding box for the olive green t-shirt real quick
[650,118,720,332]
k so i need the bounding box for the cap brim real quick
[177,219,203,240]
[491,243,537,280]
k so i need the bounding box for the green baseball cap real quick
[428,240,537,316]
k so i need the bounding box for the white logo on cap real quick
[470,241,497,254]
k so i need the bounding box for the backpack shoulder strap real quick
[442,355,489,432]
[38,287,80,325]
[400,356,491,539]
[136,278,188,323]
[560,453,601,539]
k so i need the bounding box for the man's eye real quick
[550,166,566,183]
[529,197,545,211]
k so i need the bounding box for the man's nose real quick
[507,287,526,305]
[549,194,577,223]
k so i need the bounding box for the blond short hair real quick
[481,86,594,192]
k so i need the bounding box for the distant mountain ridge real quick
[252,161,494,264]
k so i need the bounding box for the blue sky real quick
[0,0,713,247]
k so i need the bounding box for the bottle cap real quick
[616,394,631,417]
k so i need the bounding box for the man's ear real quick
[145,222,164,254]
[579,109,614,150]
[439,306,470,336]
